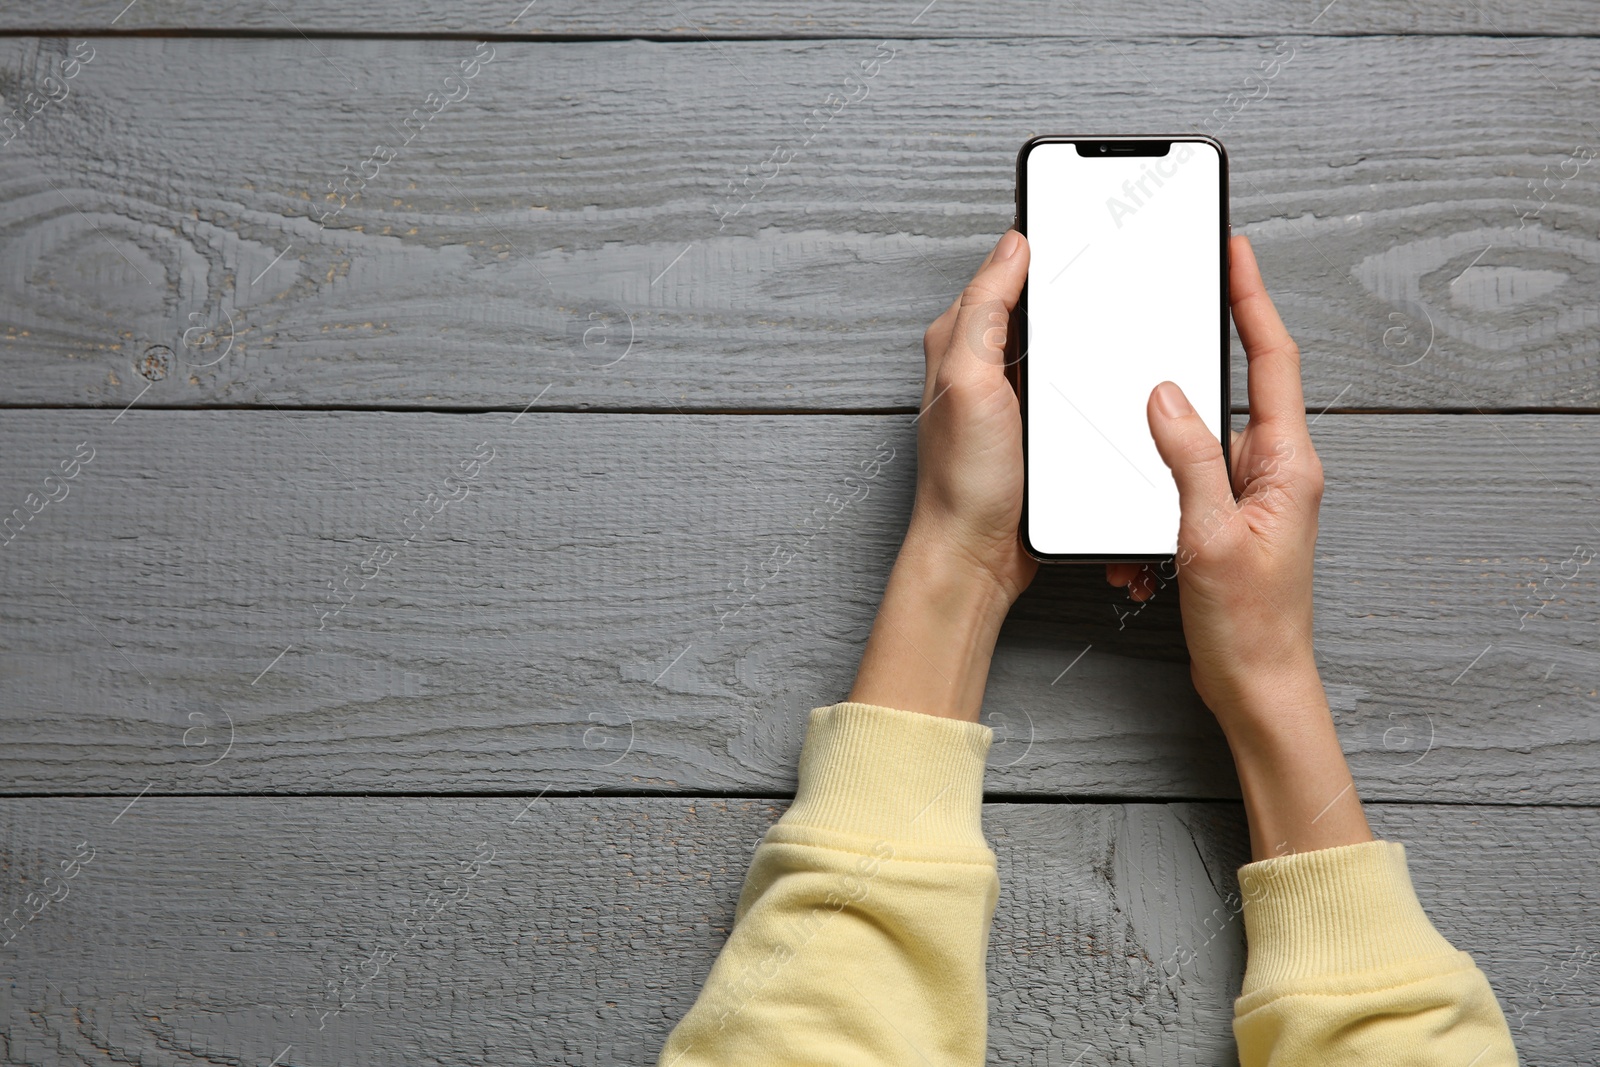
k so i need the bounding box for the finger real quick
[1106,562,1140,587]
[922,231,1021,393]
[943,230,1028,376]
[1110,563,1158,602]
[1128,564,1158,602]
[1148,381,1237,540]
[927,230,1015,358]
[1230,235,1307,428]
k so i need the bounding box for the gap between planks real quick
[2,790,1597,810]
[7,404,1600,416]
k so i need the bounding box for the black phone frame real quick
[1012,134,1232,564]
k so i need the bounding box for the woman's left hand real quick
[908,228,1037,605]
[848,230,1036,721]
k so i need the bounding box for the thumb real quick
[1147,381,1235,538]
[947,230,1028,369]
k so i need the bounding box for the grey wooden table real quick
[1,3,1596,1064]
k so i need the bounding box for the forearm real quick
[848,521,1014,723]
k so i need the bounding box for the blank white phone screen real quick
[1025,140,1223,557]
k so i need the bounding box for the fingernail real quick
[994,230,1022,261]
[1154,381,1192,419]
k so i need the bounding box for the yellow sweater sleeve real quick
[1234,840,1519,1065]
[657,702,999,1067]
[659,701,1519,1067]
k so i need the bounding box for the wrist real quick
[898,513,1022,624]
[847,527,1015,722]
[897,519,1018,627]
[1206,660,1327,740]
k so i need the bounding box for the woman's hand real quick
[907,228,1037,603]
[848,230,1035,722]
[1109,235,1370,858]
[1108,235,1321,722]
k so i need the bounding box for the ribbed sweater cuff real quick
[1238,839,1458,996]
[776,702,992,849]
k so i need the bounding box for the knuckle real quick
[1254,337,1300,365]
[1240,326,1294,365]
[930,366,963,400]
[1292,442,1324,487]
[1304,455,1326,500]
[1305,449,1324,482]
[958,282,1005,316]
[929,365,988,411]
[953,286,1004,335]
[953,312,1009,360]
[1176,427,1224,469]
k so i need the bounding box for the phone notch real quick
[1076,140,1173,157]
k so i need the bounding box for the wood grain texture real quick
[2,410,1597,801]
[1,798,1592,1066]
[4,0,1597,37]
[0,36,1595,411]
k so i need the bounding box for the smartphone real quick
[1014,135,1230,561]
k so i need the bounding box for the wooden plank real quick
[0,798,1590,1065]
[1,36,1596,410]
[3,1,1596,37]
[2,410,1597,801]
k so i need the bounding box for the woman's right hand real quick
[1109,236,1369,859]
[1108,235,1325,729]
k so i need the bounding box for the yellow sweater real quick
[659,703,1518,1066]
